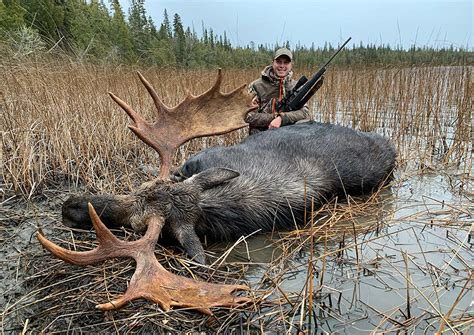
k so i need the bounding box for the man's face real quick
[272,56,292,78]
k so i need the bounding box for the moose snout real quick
[62,194,131,229]
[62,196,94,229]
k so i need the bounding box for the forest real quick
[1,0,472,68]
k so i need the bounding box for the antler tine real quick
[36,204,160,265]
[88,202,162,246]
[108,92,144,126]
[175,68,223,107]
[207,67,223,95]
[88,203,125,245]
[109,69,255,180]
[137,71,169,114]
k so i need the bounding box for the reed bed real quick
[1,61,472,333]
[1,62,471,197]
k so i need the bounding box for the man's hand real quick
[268,116,282,129]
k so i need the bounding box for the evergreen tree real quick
[62,0,114,60]
[109,0,134,61]
[62,0,87,52]
[128,0,149,56]
[147,15,157,38]
[173,13,185,65]
[158,9,172,40]
[20,0,66,45]
[0,0,469,67]
[209,28,214,48]
[223,31,231,50]
[202,27,208,45]
[0,0,26,33]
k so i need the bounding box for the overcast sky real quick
[120,0,472,50]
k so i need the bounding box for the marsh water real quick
[206,84,474,332]
[2,129,472,333]
[212,167,472,333]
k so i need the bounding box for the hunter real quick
[246,47,322,135]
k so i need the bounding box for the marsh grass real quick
[1,62,471,197]
[0,60,472,333]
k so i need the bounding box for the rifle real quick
[276,37,352,112]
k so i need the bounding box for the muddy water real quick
[214,169,473,333]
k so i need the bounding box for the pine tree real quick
[21,0,66,45]
[158,9,172,40]
[203,28,208,45]
[173,13,185,65]
[209,28,214,48]
[223,31,231,50]
[109,0,134,61]
[61,0,114,60]
[128,0,149,55]
[147,15,158,39]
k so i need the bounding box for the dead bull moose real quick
[37,69,396,314]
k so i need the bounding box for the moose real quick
[37,69,396,314]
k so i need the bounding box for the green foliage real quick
[0,0,26,34]
[6,25,46,57]
[129,0,151,59]
[20,0,65,44]
[109,0,134,61]
[172,13,185,65]
[158,9,172,40]
[62,0,115,60]
[0,0,471,67]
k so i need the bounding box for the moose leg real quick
[172,223,207,264]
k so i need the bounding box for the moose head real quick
[37,69,257,314]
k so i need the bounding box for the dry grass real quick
[1,63,471,197]
[1,62,472,196]
[0,60,472,333]
[1,63,256,197]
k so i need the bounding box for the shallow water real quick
[213,168,473,333]
[1,64,472,333]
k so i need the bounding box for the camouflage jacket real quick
[246,65,310,134]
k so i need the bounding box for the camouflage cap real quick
[273,47,293,61]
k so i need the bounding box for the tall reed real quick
[1,61,472,197]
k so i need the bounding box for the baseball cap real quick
[273,47,293,61]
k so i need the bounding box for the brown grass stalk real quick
[1,60,472,333]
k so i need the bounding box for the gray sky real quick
[121,0,472,50]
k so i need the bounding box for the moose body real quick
[63,121,396,264]
[175,121,395,239]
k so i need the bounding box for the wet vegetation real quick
[1,61,472,333]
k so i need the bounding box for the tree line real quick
[1,0,471,67]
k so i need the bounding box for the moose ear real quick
[186,167,240,191]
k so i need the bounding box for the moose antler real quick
[37,204,251,314]
[37,70,255,313]
[110,69,255,179]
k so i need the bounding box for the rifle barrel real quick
[320,37,352,70]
